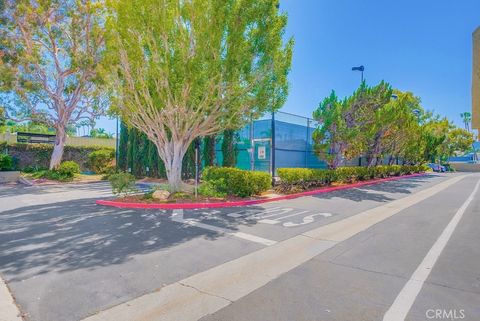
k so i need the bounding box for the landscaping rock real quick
[152,189,170,200]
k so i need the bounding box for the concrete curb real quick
[96,173,428,209]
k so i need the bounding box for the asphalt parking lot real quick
[1,174,479,321]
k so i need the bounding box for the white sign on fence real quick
[258,146,266,160]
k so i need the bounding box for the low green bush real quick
[108,172,137,197]
[26,161,81,182]
[42,170,73,182]
[202,167,271,197]
[198,180,227,198]
[250,171,272,194]
[88,149,115,173]
[335,167,359,183]
[58,161,80,177]
[277,164,428,192]
[0,154,14,171]
[276,168,334,192]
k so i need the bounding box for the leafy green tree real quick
[376,91,423,164]
[105,0,293,191]
[439,127,474,161]
[422,116,451,163]
[118,122,129,171]
[221,129,238,167]
[0,107,4,126]
[0,0,106,169]
[312,91,359,169]
[343,81,393,166]
[313,84,434,167]
[203,136,216,167]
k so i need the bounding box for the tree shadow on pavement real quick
[312,188,395,203]
[0,198,246,281]
[0,181,112,199]
[311,175,437,203]
[357,176,432,195]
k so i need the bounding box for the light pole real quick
[412,109,421,122]
[352,65,365,83]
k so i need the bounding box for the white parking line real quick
[383,178,480,321]
[171,210,277,246]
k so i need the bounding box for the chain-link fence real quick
[215,111,328,175]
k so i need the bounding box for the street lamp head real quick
[352,65,365,72]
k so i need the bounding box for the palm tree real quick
[90,128,113,138]
[460,112,472,132]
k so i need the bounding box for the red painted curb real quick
[96,173,428,209]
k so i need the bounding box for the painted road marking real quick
[258,210,310,225]
[383,178,480,321]
[227,207,291,219]
[225,207,333,227]
[171,209,277,246]
[283,213,332,227]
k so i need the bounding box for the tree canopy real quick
[0,0,106,168]
[313,81,472,168]
[105,0,293,191]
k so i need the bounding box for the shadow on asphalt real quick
[0,181,111,199]
[0,198,262,281]
[311,175,438,203]
[0,175,443,281]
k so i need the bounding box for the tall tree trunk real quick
[367,133,383,167]
[388,155,395,165]
[329,142,343,169]
[330,152,342,169]
[49,124,67,169]
[161,140,188,192]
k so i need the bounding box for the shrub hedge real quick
[88,149,115,173]
[0,154,14,171]
[202,166,271,197]
[0,142,114,172]
[277,165,429,193]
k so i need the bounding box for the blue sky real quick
[96,0,480,135]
